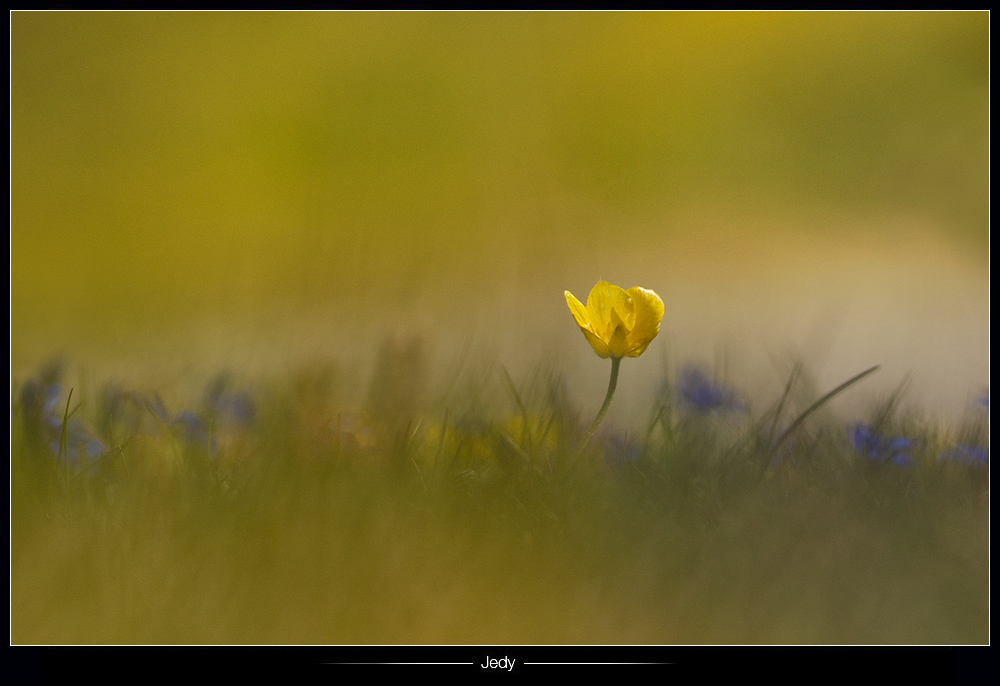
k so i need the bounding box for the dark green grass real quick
[10,357,989,644]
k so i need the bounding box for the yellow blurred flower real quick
[565,281,664,359]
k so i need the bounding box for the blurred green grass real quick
[10,354,989,644]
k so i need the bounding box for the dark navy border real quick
[10,645,978,683]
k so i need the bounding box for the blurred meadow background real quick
[11,11,989,644]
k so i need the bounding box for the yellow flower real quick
[565,281,664,359]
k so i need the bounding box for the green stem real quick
[581,357,621,451]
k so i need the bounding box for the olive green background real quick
[11,11,989,414]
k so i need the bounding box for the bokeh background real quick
[11,11,989,420]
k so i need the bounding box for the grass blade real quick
[501,365,531,451]
[766,361,802,447]
[58,388,73,469]
[769,365,880,456]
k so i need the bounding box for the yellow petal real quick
[564,291,591,330]
[586,281,633,340]
[607,308,630,358]
[581,328,613,358]
[624,286,664,357]
[568,289,612,357]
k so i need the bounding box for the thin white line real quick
[328,662,475,665]
[523,662,671,665]
[326,661,669,666]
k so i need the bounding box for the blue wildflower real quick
[18,378,53,425]
[48,421,106,471]
[22,379,68,434]
[938,444,989,466]
[18,374,105,471]
[677,366,744,413]
[604,433,641,469]
[129,377,253,458]
[42,382,63,423]
[203,375,256,428]
[851,423,915,467]
[851,423,879,457]
[173,410,219,455]
[174,410,207,443]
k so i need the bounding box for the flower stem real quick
[581,357,620,451]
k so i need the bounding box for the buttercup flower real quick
[565,281,664,454]
[565,281,664,359]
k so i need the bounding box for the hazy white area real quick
[14,211,987,431]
